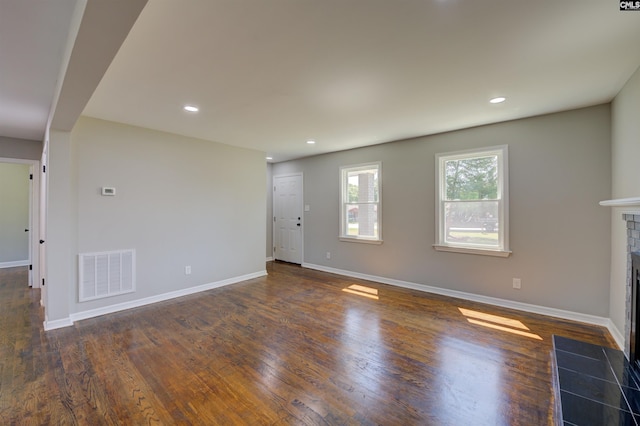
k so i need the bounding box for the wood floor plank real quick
[0,262,616,424]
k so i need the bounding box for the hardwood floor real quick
[1,262,615,425]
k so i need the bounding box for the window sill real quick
[433,244,511,258]
[340,237,383,245]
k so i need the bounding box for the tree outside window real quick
[435,146,509,256]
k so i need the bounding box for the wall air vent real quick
[78,249,135,302]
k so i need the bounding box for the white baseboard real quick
[266,257,274,262]
[43,270,267,331]
[43,317,74,331]
[303,262,615,336]
[0,260,29,269]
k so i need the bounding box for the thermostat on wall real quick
[101,187,116,196]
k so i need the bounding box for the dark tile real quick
[556,349,619,384]
[623,385,640,415]
[603,346,628,366]
[554,335,607,361]
[558,367,630,412]
[560,391,636,426]
[604,347,640,390]
[621,371,640,392]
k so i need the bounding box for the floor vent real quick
[79,249,135,302]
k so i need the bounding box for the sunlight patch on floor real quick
[342,284,379,300]
[458,307,542,340]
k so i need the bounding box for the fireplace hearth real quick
[552,335,640,424]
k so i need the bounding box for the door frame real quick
[272,173,304,264]
[0,157,40,288]
[39,139,48,310]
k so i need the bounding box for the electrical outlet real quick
[326,252,331,259]
[185,265,192,275]
[513,278,521,289]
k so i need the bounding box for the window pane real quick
[444,155,498,201]
[444,200,499,247]
[341,162,382,242]
[345,203,378,238]
[347,169,379,203]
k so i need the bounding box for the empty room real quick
[2,0,640,424]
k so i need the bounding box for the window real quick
[435,146,510,257]
[340,162,382,243]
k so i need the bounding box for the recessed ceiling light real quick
[306,140,316,145]
[489,97,506,104]
[184,105,199,112]
[266,156,273,160]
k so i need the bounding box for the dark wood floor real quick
[1,262,614,425]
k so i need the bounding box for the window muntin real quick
[435,146,509,256]
[340,162,381,243]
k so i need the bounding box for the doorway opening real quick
[0,158,40,288]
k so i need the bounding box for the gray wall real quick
[273,105,612,317]
[0,136,42,160]
[46,117,266,321]
[610,65,640,339]
[0,163,30,264]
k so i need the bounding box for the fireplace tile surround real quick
[625,213,640,358]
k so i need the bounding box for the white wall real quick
[45,117,266,324]
[610,65,640,341]
[273,105,611,317]
[46,130,75,323]
[0,163,30,264]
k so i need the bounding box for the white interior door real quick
[273,174,303,264]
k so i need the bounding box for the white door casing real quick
[27,165,33,287]
[39,140,48,307]
[273,174,303,264]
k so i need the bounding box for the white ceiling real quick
[0,0,78,141]
[4,1,640,162]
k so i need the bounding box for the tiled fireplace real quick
[625,213,640,360]
[552,209,640,425]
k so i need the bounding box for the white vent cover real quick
[79,249,135,302]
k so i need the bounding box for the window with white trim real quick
[435,146,510,257]
[340,162,382,243]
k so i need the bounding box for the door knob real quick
[297,223,301,227]
[24,229,29,232]
[39,240,45,244]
